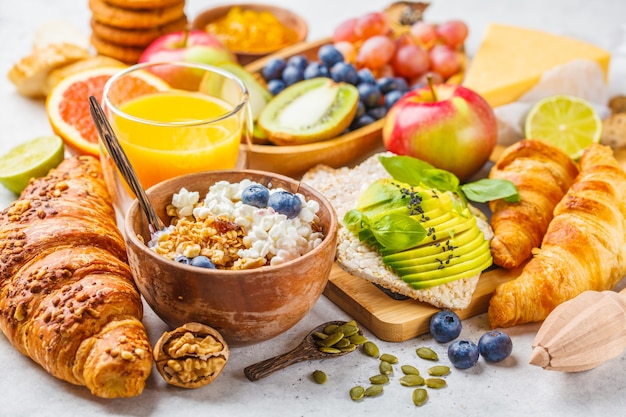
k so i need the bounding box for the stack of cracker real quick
[89,0,188,64]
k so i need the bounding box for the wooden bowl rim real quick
[124,169,338,277]
[191,3,309,56]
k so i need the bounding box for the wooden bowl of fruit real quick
[192,4,308,65]
[243,6,468,178]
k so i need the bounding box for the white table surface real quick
[1,1,626,416]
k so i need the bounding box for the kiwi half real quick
[258,78,359,146]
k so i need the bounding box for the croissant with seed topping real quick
[0,156,152,398]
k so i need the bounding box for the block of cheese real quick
[463,24,611,107]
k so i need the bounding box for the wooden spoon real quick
[529,287,626,372]
[244,321,361,381]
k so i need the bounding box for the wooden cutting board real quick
[322,147,626,342]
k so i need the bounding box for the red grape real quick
[436,20,469,49]
[429,44,462,79]
[357,35,396,70]
[409,21,438,48]
[392,44,430,79]
[354,12,391,40]
[332,18,360,43]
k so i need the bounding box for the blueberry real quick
[429,310,462,343]
[267,190,302,219]
[354,100,366,120]
[287,54,309,72]
[281,65,304,86]
[384,90,405,108]
[447,340,479,369]
[330,62,359,85]
[367,106,387,120]
[478,331,513,362]
[394,77,410,92]
[318,44,344,67]
[267,79,286,96]
[357,82,382,108]
[357,68,376,85]
[303,62,330,80]
[190,255,216,269]
[174,254,191,265]
[241,183,270,208]
[350,114,375,130]
[262,58,286,81]
[376,76,400,94]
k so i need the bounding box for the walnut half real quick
[153,322,230,388]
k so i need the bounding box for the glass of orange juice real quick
[101,61,251,214]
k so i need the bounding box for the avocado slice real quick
[391,239,490,275]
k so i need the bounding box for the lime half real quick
[0,135,65,194]
[524,95,602,159]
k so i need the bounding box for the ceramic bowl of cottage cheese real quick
[124,169,338,345]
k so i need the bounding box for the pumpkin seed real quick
[369,374,389,384]
[312,370,327,384]
[425,377,447,389]
[416,347,439,361]
[322,331,344,347]
[350,385,365,401]
[340,343,357,353]
[335,338,351,348]
[399,374,425,387]
[428,365,450,376]
[379,360,393,375]
[336,323,358,337]
[401,365,420,375]
[412,388,428,406]
[364,385,383,397]
[348,334,368,345]
[312,332,328,340]
[323,324,339,335]
[319,347,342,354]
[362,341,380,358]
[380,353,398,364]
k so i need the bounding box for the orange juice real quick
[110,90,242,189]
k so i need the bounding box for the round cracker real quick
[90,34,144,64]
[90,16,187,47]
[89,0,185,29]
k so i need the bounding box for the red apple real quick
[139,30,236,89]
[382,84,497,181]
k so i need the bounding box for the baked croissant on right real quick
[488,139,579,269]
[488,144,626,328]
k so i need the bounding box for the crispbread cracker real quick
[302,153,482,310]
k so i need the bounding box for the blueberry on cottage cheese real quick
[190,255,217,269]
[429,310,462,343]
[174,255,191,265]
[267,190,302,219]
[478,331,513,362]
[241,184,270,208]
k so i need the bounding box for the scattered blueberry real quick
[384,90,405,108]
[357,82,382,108]
[478,331,513,362]
[241,184,270,208]
[282,65,304,86]
[429,310,462,343]
[318,44,344,68]
[303,62,330,80]
[448,340,480,369]
[354,101,366,120]
[330,62,359,85]
[287,54,309,72]
[190,255,216,269]
[267,79,286,96]
[394,77,410,92]
[267,190,302,219]
[174,254,191,265]
[367,106,387,120]
[350,114,376,130]
[376,76,400,94]
[357,68,377,85]
[261,58,286,81]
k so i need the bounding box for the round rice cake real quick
[89,0,185,29]
[90,16,187,47]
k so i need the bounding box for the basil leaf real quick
[421,168,459,192]
[343,209,367,232]
[460,178,520,203]
[378,155,434,186]
[370,213,427,251]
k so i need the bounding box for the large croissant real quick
[489,139,579,269]
[488,144,626,328]
[0,156,152,398]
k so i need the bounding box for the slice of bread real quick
[302,153,488,310]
